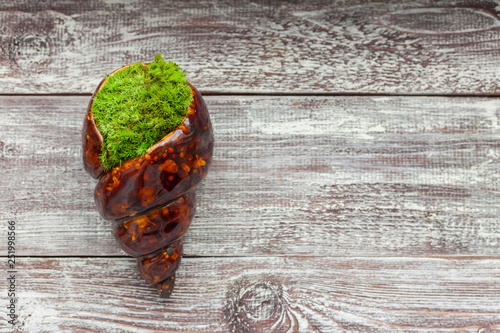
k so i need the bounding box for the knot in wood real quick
[225,278,291,333]
[3,143,20,157]
[9,32,50,67]
[1,10,79,70]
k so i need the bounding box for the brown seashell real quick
[82,64,214,297]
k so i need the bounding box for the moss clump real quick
[91,54,193,171]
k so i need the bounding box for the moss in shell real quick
[91,54,193,171]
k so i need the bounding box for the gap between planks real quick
[2,256,500,260]
[4,92,500,97]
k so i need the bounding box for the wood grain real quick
[1,257,499,332]
[1,1,499,332]
[1,95,499,257]
[1,0,500,94]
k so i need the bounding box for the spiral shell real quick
[82,65,214,297]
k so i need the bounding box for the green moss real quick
[91,54,193,171]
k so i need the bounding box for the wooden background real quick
[1,0,500,332]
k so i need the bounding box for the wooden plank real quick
[1,95,499,257]
[1,0,500,94]
[1,257,500,332]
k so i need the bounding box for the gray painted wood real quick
[1,257,500,332]
[1,0,500,94]
[1,2,500,331]
[1,95,499,257]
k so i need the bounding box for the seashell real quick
[82,64,214,297]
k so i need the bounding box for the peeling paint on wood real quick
[1,1,500,93]
[379,7,500,35]
[0,95,498,257]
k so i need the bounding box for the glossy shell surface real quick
[113,192,195,257]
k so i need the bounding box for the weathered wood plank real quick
[1,0,500,94]
[1,257,500,332]
[0,95,499,257]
